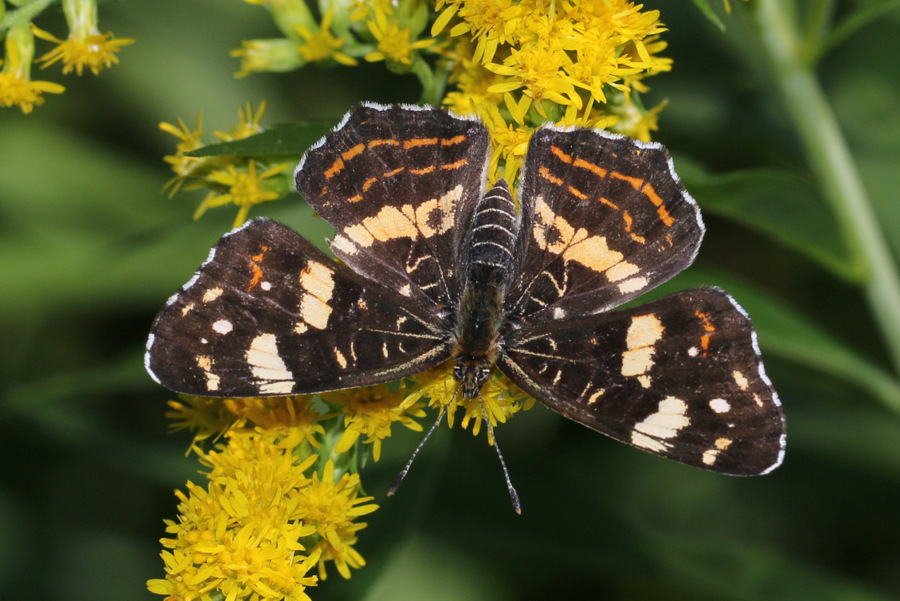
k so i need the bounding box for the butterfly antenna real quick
[388,404,447,497]
[479,395,522,514]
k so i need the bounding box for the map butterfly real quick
[146,103,786,482]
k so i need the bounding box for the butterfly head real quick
[453,360,492,399]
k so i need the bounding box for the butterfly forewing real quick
[146,219,450,397]
[508,126,704,326]
[295,103,490,312]
[499,288,785,475]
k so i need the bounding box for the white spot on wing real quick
[632,396,690,443]
[732,370,749,391]
[621,314,664,383]
[334,348,347,368]
[299,261,335,329]
[704,437,733,465]
[631,431,668,453]
[212,319,233,335]
[617,276,648,294]
[203,287,224,303]
[587,389,605,405]
[246,333,294,394]
[196,355,220,391]
[606,261,639,282]
[709,398,731,413]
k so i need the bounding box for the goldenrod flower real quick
[159,114,206,196]
[165,395,236,442]
[323,384,427,461]
[402,362,533,444]
[609,91,668,142]
[297,460,378,579]
[456,371,533,443]
[432,0,672,182]
[215,100,269,142]
[32,25,133,76]
[433,0,525,64]
[0,29,65,114]
[197,160,291,228]
[476,99,531,184]
[232,38,305,77]
[227,396,329,451]
[350,0,396,21]
[364,7,434,65]
[32,0,133,77]
[296,8,358,66]
[149,430,321,601]
[166,394,329,449]
[160,102,293,226]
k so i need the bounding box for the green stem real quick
[756,0,900,377]
[0,0,57,35]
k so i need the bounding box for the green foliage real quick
[184,121,334,158]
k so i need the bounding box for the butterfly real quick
[146,103,786,489]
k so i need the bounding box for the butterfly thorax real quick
[453,180,518,398]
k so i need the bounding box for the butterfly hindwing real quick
[295,103,490,311]
[499,288,784,475]
[508,126,705,326]
[146,219,450,397]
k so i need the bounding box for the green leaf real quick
[677,163,862,281]
[816,0,900,61]
[185,121,334,158]
[691,0,726,31]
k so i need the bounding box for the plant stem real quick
[756,0,900,377]
[0,0,57,34]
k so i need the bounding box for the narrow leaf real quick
[679,164,861,281]
[691,0,726,30]
[185,121,333,158]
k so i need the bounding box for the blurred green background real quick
[2,1,900,599]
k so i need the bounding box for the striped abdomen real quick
[453,180,519,397]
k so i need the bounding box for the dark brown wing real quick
[146,219,451,397]
[295,103,490,312]
[500,288,785,475]
[507,125,704,326]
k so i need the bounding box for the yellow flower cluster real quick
[402,363,534,445]
[160,102,291,228]
[322,384,428,462]
[0,0,131,113]
[230,0,670,185]
[148,430,326,601]
[231,0,435,77]
[153,389,428,598]
[434,0,671,181]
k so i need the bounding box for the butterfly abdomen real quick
[453,181,519,397]
[466,180,518,282]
